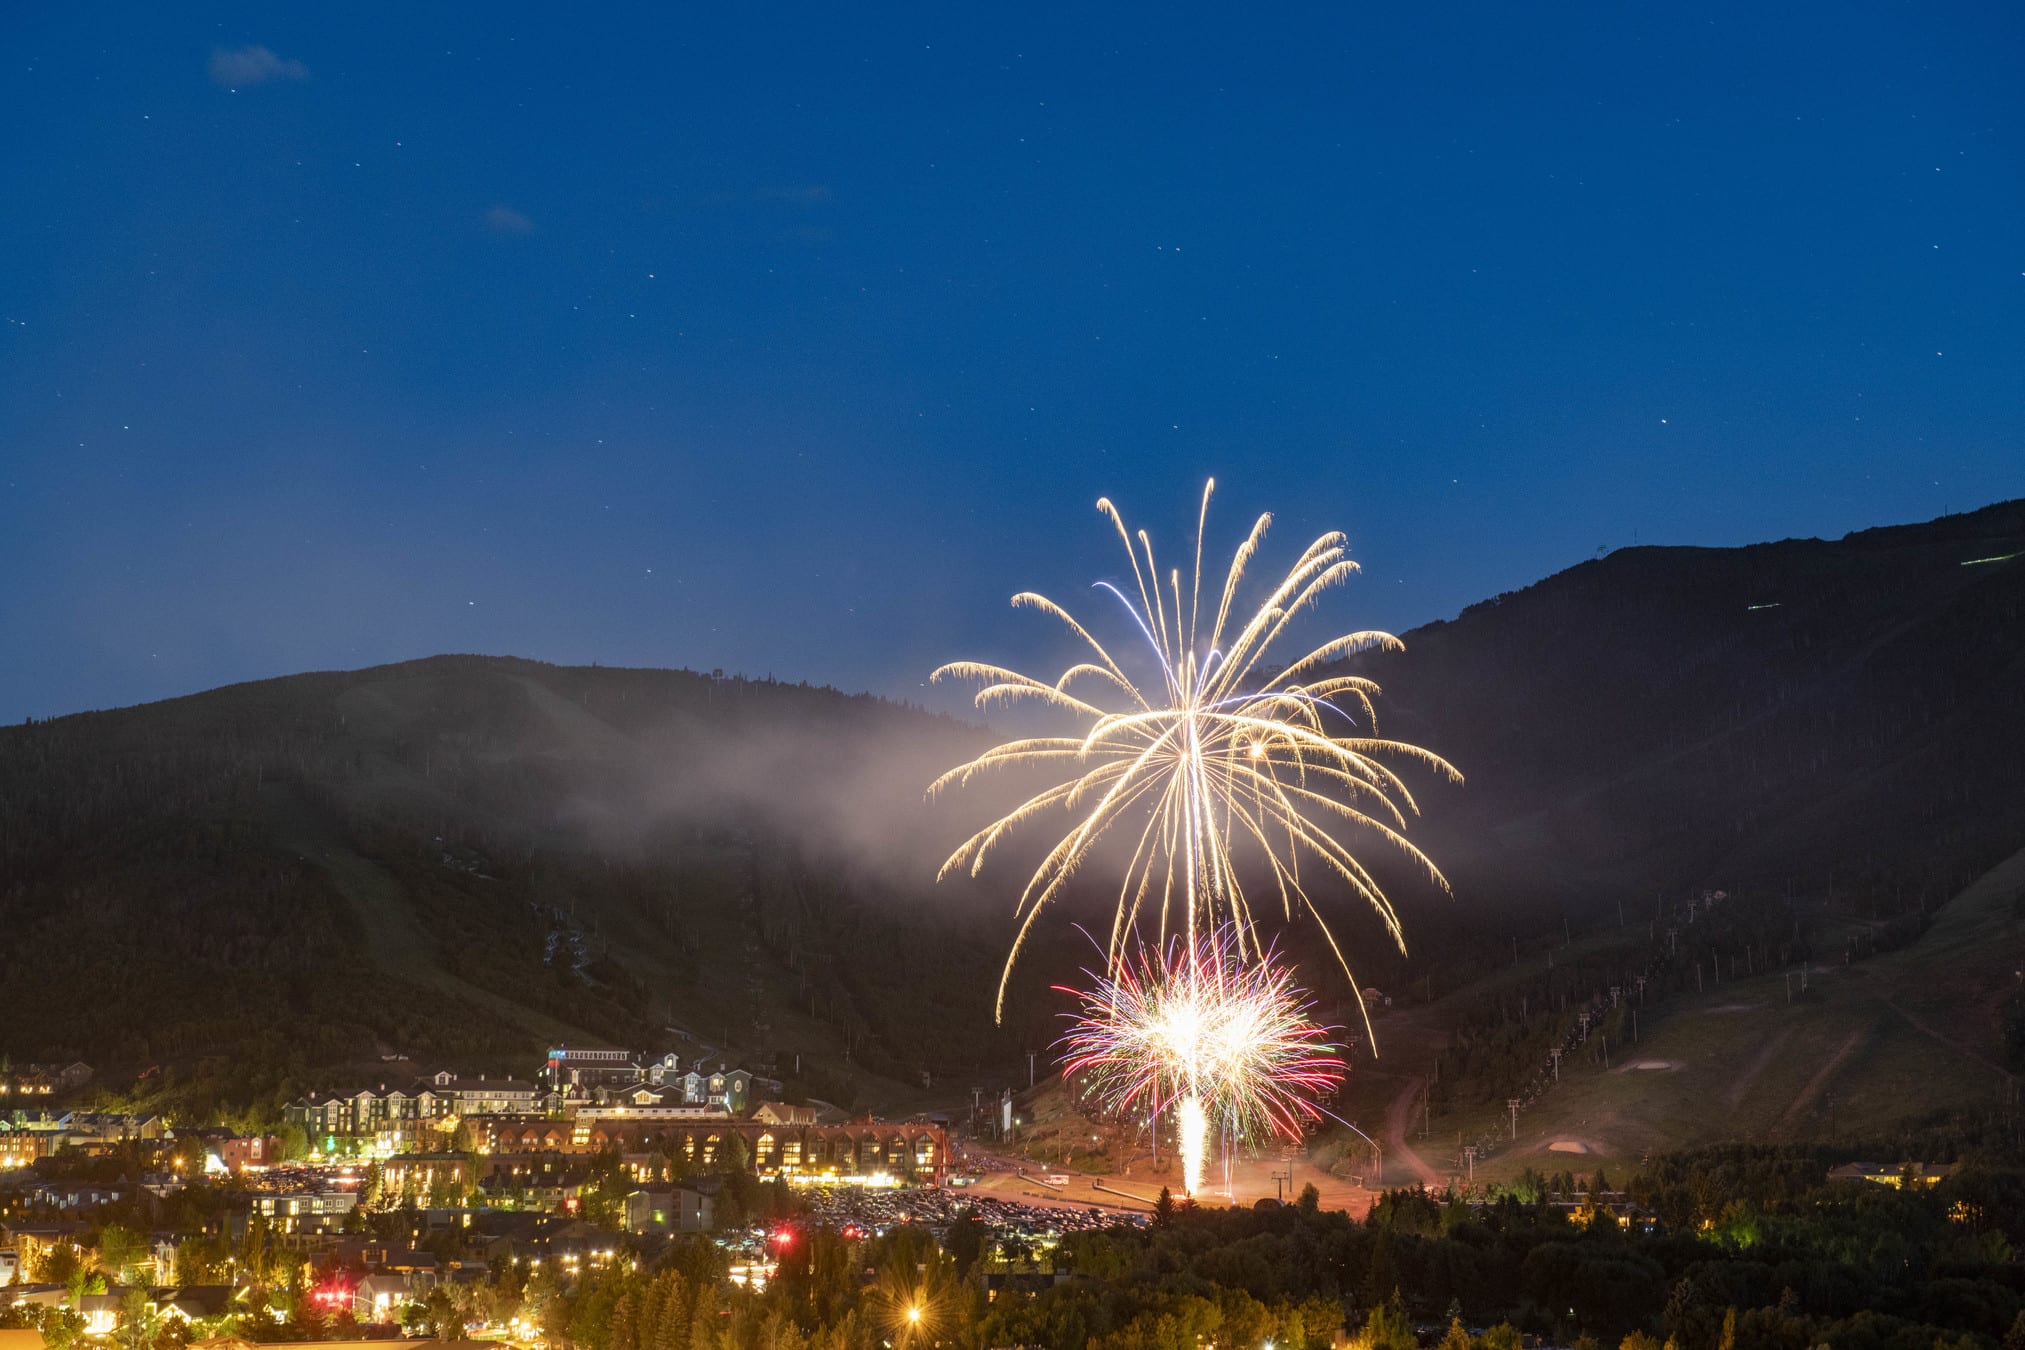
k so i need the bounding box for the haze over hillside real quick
[0,660,1027,1113]
[2,500,2020,1120]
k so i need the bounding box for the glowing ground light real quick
[1176,1095,1209,1199]
[931,479,1458,1040]
[1059,929,1346,1195]
[878,1285,938,1346]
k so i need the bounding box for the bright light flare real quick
[873,1280,941,1346]
[1059,928,1346,1194]
[1177,1095,1208,1199]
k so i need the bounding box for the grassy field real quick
[1335,847,2025,1187]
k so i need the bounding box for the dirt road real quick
[1383,1074,1445,1187]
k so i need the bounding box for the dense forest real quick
[10,1140,2022,1350]
[528,1137,2025,1350]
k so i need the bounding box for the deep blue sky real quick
[3,4,2021,722]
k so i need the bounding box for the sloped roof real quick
[152,1285,236,1317]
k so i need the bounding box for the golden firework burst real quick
[931,480,1459,1033]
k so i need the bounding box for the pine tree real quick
[1363,1231,1399,1308]
[651,1271,692,1350]
[686,1286,723,1350]
[1364,1291,1415,1350]
[607,1288,639,1350]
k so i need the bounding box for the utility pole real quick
[1507,1098,1520,1140]
[1463,1145,1478,1182]
[1549,1047,1563,1083]
[1027,1051,1036,1088]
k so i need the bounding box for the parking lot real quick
[797,1182,1147,1238]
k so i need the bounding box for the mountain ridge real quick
[3,501,2021,1123]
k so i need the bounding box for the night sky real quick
[3,4,2021,722]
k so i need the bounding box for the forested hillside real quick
[4,501,2021,1117]
[0,658,1031,1112]
[1356,499,2025,941]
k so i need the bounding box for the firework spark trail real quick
[1058,929,1347,1195]
[1176,1097,1208,1200]
[931,479,1461,1035]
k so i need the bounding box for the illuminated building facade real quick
[469,1116,947,1183]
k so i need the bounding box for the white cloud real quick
[483,206,536,235]
[208,45,310,88]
